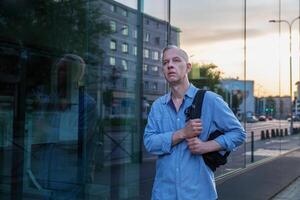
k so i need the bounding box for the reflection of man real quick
[144,45,246,199]
[56,54,97,183]
[34,54,97,195]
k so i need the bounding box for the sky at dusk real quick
[115,0,300,97]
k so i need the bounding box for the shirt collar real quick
[163,84,198,104]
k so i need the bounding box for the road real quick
[244,120,300,141]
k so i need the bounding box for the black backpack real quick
[184,90,230,172]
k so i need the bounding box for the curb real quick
[216,147,300,185]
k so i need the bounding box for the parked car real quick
[246,116,258,123]
[258,115,267,121]
[268,116,273,120]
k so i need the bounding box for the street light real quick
[269,16,300,135]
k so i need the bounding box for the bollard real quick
[285,128,288,136]
[271,129,275,137]
[266,130,270,139]
[276,129,279,137]
[261,130,265,140]
[293,128,297,135]
[280,129,283,137]
[251,131,254,163]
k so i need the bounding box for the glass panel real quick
[171,0,244,177]
[3,1,299,199]
[0,0,143,199]
[247,0,300,166]
[0,43,16,199]
[88,0,141,199]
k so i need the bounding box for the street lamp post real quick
[269,16,300,135]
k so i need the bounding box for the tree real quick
[0,0,110,57]
[0,0,111,98]
[189,63,224,96]
[189,63,245,115]
[231,89,243,115]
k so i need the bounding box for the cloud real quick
[182,28,264,45]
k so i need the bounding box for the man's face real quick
[162,48,191,85]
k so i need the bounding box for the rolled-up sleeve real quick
[144,103,174,155]
[212,95,246,151]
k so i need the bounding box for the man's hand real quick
[183,119,202,139]
[187,137,222,155]
[186,137,205,154]
[172,119,202,146]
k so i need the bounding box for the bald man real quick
[144,45,246,200]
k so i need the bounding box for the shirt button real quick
[176,168,179,172]
[177,118,180,121]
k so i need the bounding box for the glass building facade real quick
[0,0,299,199]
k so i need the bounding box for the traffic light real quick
[265,108,273,112]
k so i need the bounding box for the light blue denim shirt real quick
[144,84,246,200]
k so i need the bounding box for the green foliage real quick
[230,90,243,115]
[189,63,221,89]
[0,0,110,56]
[189,63,224,95]
[189,62,244,115]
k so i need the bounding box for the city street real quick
[244,120,300,141]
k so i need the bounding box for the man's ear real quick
[186,63,192,73]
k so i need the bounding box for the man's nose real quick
[167,62,174,69]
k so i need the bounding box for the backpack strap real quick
[190,90,231,172]
[190,89,206,119]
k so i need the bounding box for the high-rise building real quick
[256,96,291,119]
[294,81,300,116]
[99,0,180,117]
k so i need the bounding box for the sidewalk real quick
[216,148,300,200]
[272,177,300,200]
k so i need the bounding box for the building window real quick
[121,8,128,17]
[152,51,159,60]
[110,21,117,32]
[133,30,137,39]
[123,78,127,88]
[121,59,128,71]
[144,33,150,42]
[143,64,148,72]
[143,49,149,58]
[152,82,158,90]
[132,64,136,71]
[152,66,158,72]
[110,4,116,12]
[155,37,160,45]
[122,43,128,53]
[133,46,137,56]
[156,22,160,29]
[146,19,150,25]
[109,57,116,66]
[145,81,149,89]
[110,40,117,51]
[121,25,128,36]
